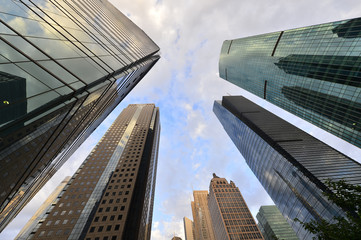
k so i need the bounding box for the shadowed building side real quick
[213,96,361,239]
[0,0,160,231]
[15,104,160,240]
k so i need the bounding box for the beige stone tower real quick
[208,174,263,240]
[191,191,215,240]
[183,217,195,240]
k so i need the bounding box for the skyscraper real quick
[208,174,263,240]
[0,0,159,231]
[191,191,215,240]
[17,103,160,240]
[256,205,299,240]
[183,217,196,240]
[219,17,361,148]
[213,96,361,239]
[15,177,71,240]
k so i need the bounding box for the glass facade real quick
[0,0,160,232]
[213,96,361,239]
[17,104,160,240]
[256,205,299,240]
[219,17,361,148]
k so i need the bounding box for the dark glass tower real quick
[213,96,361,239]
[219,17,361,148]
[256,205,298,240]
[17,104,160,240]
[0,0,159,232]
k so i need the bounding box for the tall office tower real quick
[16,177,71,240]
[15,104,160,240]
[219,17,361,149]
[256,206,299,240]
[213,96,361,239]
[0,0,160,231]
[191,191,216,240]
[183,217,196,240]
[208,174,263,240]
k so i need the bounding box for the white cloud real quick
[2,0,361,239]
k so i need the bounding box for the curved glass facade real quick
[213,96,361,239]
[219,18,361,148]
[0,0,160,231]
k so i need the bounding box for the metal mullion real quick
[0,24,78,94]
[86,0,145,59]
[70,0,135,63]
[1,15,88,92]
[0,96,81,212]
[92,0,149,58]
[57,0,129,66]
[51,0,126,71]
[27,0,115,74]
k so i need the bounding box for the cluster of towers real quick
[0,1,360,240]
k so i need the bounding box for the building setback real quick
[213,96,361,239]
[256,205,299,240]
[0,0,159,231]
[219,17,361,149]
[191,191,216,240]
[18,104,160,240]
[208,174,263,240]
[183,217,196,240]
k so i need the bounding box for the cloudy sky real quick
[2,0,361,239]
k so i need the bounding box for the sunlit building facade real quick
[256,205,299,240]
[16,177,71,240]
[183,217,196,240]
[0,0,159,231]
[18,104,160,240]
[191,191,216,240]
[219,17,361,148]
[208,174,263,240]
[213,96,361,239]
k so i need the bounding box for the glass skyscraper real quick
[0,0,159,232]
[219,17,361,148]
[213,96,361,239]
[256,205,299,240]
[16,104,160,240]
